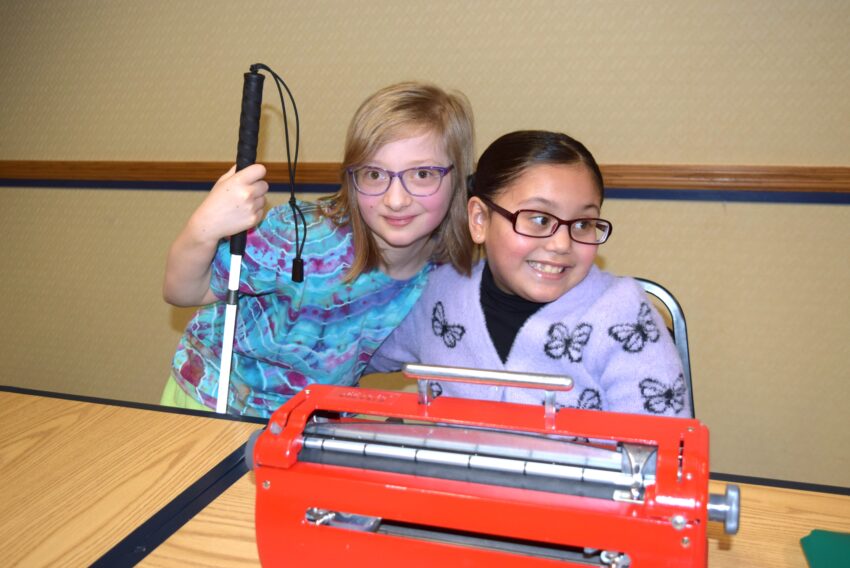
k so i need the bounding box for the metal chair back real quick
[635,278,695,416]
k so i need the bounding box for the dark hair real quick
[468,130,604,203]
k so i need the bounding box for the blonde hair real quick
[321,81,475,281]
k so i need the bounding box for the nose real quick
[382,175,413,210]
[544,224,573,254]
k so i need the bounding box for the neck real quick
[379,237,435,280]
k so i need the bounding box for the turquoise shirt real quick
[170,200,433,417]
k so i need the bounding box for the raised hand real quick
[189,163,270,245]
[163,163,269,307]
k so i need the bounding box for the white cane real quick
[216,67,265,414]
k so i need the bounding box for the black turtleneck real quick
[480,262,548,363]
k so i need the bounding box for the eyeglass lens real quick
[515,211,610,243]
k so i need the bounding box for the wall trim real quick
[601,164,849,192]
[0,160,337,184]
[2,160,848,193]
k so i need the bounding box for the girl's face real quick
[356,130,453,274]
[468,163,601,303]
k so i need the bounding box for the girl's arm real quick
[365,318,416,374]
[163,164,269,307]
[599,298,690,417]
[365,297,430,374]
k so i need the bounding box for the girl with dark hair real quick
[369,130,690,417]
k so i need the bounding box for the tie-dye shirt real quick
[170,200,433,417]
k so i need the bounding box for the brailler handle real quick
[403,363,573,391]
[231,68,265,256]
[402,363,573,429]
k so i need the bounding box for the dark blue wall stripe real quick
[3,178,849,204]
[606,187,850,205]
[711,471,850,496]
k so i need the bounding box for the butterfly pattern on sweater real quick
[639,374,687,414]
[431,301,466,348]
[554,390,602,444]
[608,302,661,353]
[571,388,603,410]
[543,322,593,362]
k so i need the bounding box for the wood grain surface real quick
[707,481,850,567]
[0,392,260,567]
[141,472,260,568]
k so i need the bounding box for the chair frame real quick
[635,278,695,416]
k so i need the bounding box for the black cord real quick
[250,63,306,282]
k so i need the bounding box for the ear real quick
[467,197,489,244]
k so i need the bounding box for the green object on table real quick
[801,529,850,567]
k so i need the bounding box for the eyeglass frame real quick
[347,164,455,197]
[477,194,613,244]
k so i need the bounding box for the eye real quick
[528,213,553,227]
[363,168,386,181]
[413,168,439,180]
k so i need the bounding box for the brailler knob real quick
[707,484,740,535]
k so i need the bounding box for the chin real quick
[517,290,557,304]
[523,284,571,304]
[382,235,426,250]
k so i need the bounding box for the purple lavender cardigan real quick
[367,262,690,417]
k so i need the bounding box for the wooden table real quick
[0,388,262,567]
[4,387,848,567]
[706,480,849,567]
[142,471,259,567]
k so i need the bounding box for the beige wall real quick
[2,1,848,164]
[1,2,848,486]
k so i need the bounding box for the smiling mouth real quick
[528,261,566,274]
[384,215,416,227]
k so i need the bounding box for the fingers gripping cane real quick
[216,68,264,414]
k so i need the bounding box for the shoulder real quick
[540,267,646,325]
[264,200,337,231]
[431,260,482,282]
[582,266,644,301]
[423,260,482,295]
[602,271,646,300]
[590,270,649,317]
[401,260,482,320]
[263,200,351,248]
[571,272,671,348]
